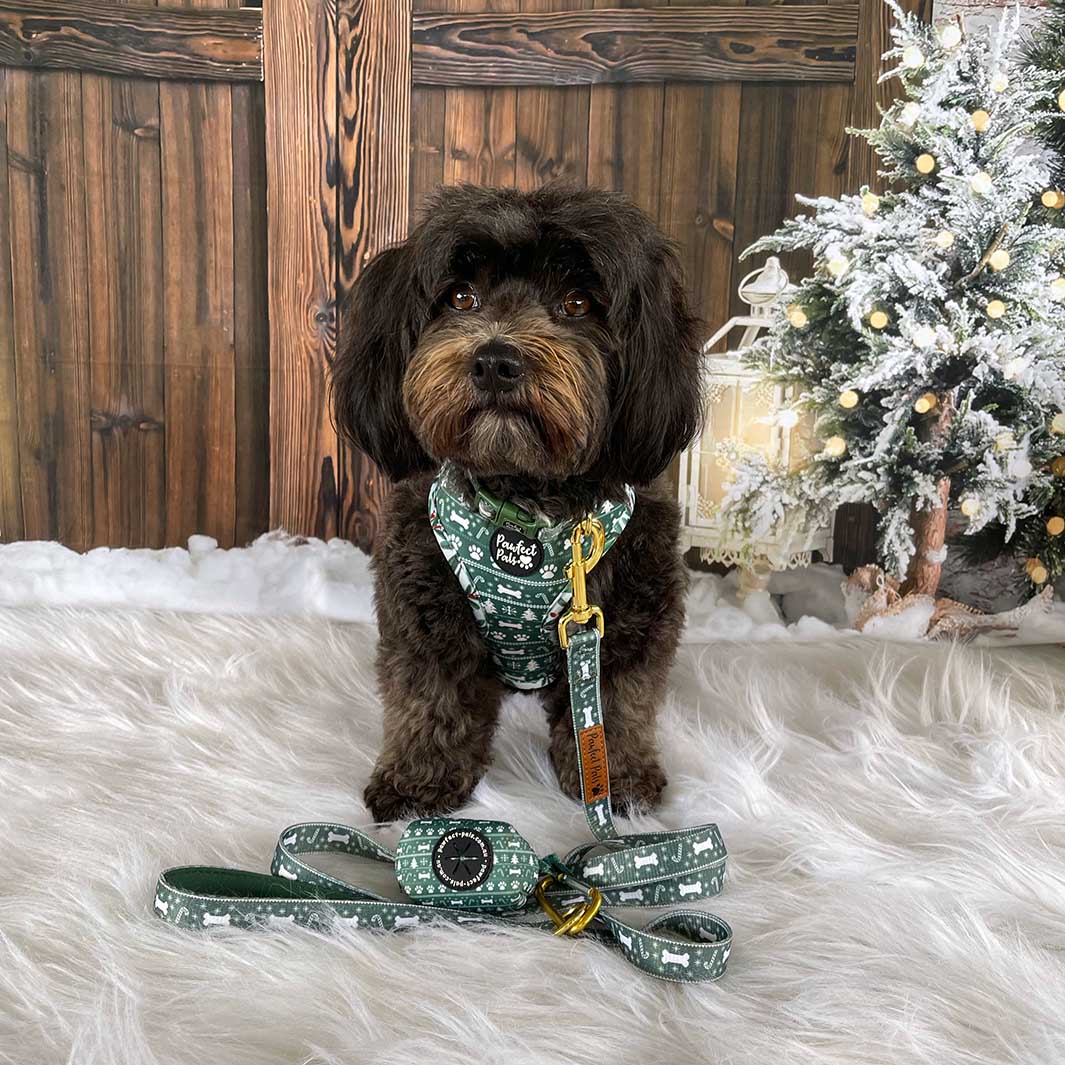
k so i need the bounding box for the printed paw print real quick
[519,556,535,570]
[540,564,557,579]
[468,545,483,560]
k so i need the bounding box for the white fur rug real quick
[2,605,1064,1065]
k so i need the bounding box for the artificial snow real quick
[1,532,1061,645]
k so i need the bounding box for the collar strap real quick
[474,486,547,537]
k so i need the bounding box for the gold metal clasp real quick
[534,874,604,937]
[558,517,606,649]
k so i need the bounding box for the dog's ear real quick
[601,240,703,485]
[332,244,433,481]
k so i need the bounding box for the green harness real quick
[154,477,733,983]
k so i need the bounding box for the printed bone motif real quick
[583,861,605,878]
[580,705,595,729]
[633,853,659,869]
[282,832,298,847]
[456,916,485,923]
[579,661,594,682]
[202,912,231,926]
[267,914,296,925]
[618,889,644,902]
[154,896,169,915]
[393,915,420,929]
[417,872,432,880]
[335,914,360,927]
[497,621,522,630]
[449,511,471,530]
[678,880,702,897]
[594,803,609,827]
[692,836,715,855]
[661,949,690,968]
[327,830,351,844]
[618,931,633,951]
[277,864,297,880]
[496,584,522,599]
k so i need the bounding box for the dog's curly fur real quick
[332,183,703,822]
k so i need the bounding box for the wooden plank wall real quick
[0,0,269,550]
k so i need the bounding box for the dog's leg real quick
[365,647,504,822]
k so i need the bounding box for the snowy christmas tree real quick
[722,2,1065,598]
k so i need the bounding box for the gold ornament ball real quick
[862,192,881,216]
[1053,457,1065,477]
[869,309,889,330]
[990,72,1009,94]
[915,153,936,175]
[1050,277,1065,300]
[960,497,980,518]
[1042,189,1064,209]
[914,392,938,414]
[970,109,990,132]
[899,102,921,128]
[839,389,860,409]
[823,436,847,458]
[934,230,955,250]
[989,249,1011,271]
[985,299,1006,319]
[902,45,925,69]
[787,304,809,328]
[971,171,993,195]
[1051,412,1065,435]
[1047,516,1065,537]
[939,23,963,48]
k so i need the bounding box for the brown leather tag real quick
[579,724,610,805]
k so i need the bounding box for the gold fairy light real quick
[915,153,936,175]
[1047,516,1065,537]
[838,389,860,409]
[823,436,847,458]
[988,249,1010,271]
[960,497,980,518]
[985,299,1006,319]
[934,230,955,250]
[914,392,938,414]
[868,309,889,330]
[970,110,990,132]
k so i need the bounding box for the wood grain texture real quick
[514,0,590,191]
[159,65,237,546]
[264,0,340,541]
[5,69,93,547]
[587,0,665,221]
[231,80,270,547]
[336,0,412,551]
[412,5,859,85]
[0,0,262,82]
[409,0,446,221]
[82,71,166,548]
[0,66,24,541]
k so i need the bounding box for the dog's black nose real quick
[471,343,524,394]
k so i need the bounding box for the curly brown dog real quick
[333,183,702,823]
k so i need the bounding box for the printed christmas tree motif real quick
[722,1,1065,598]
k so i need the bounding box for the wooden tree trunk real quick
[902,394,955,597]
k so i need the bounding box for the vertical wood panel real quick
[586,0,665,217]
[336,0,412,551]
[264,0,339,541]
[514,0,589,191]
[82,72,166,548]
[410,0,446,221]
[160,76,237,546]
[0,66,24,542]
[443,0,518,188]
[231,80,271,547]
[6,70,92,547]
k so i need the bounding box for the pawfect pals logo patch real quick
[490,527,544,576]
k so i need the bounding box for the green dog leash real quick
[154,520,733,983]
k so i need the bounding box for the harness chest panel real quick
[428,465,635,690]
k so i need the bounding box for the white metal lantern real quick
[677,257,834,594]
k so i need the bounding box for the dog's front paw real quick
[363,771,472,823]
[610,762,668,815]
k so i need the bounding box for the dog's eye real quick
[448,283,480,312]
[560,290,591,318]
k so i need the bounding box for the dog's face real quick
[333,184,702,487]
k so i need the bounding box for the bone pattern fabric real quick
[2,606,1065,1063]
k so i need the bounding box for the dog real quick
[332,183,702,822]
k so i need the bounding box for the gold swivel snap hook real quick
[558,517,606,649]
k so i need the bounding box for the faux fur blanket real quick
[1,605,1063,1064]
